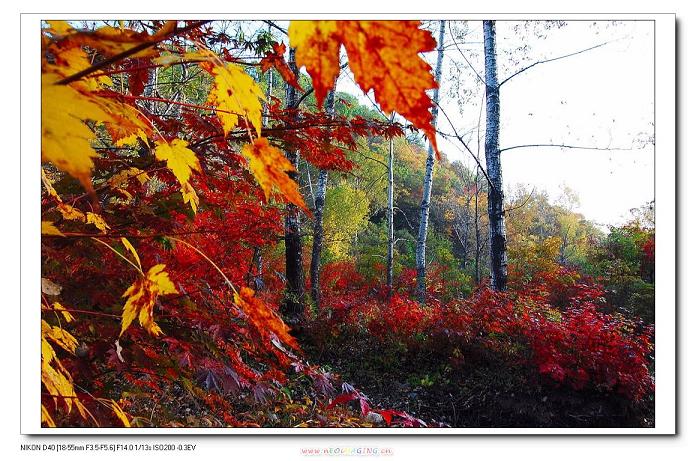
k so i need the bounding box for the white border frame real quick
[20,13,676,435]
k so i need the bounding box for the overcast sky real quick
[335,20,655,228]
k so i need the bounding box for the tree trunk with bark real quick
[483,20,508,291]
[309,90,335,308]
[281,47,306,320]
[474,170,482,285]
[386,113,396,298]
[415,20,446,303]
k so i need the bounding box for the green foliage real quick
[585,222,655,322]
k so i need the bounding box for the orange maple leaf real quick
[241,138,308,213]
[289,20,439,156]
[260,42,302,91]
[234,287,299,351]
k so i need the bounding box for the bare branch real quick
[448,21,485,85]
[57,21,211,85]
[263,20,287,36]
[499,40,612,87]
[498,143,632,154]
[435,101,498,194]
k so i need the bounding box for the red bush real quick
[315,266,654,401]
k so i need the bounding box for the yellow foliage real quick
[154,139,201,213]
[41,221,64,236]
[207,63,265,136]
[121,264,178,336]
[52,302,75,323]
[57,203,86,221]
[121,237,142,270]
[154,139,200,186]
[41,73,112,194]
[86,212,110,233]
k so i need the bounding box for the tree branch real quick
[435,101,498,194]
[57,21,211,85]
[263,20,287,36]
[448,21,485,85]
[498,143,632,154]
[499,40,612,87]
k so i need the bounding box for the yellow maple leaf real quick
[41,73,112,194]
[241,138,308,212]
[45,20,75,36]
[86,212,110,233]
[52,302,75,323]
[206,63,265,136]
[41,321,85,417]
[41,404,56,428]
[57,203,86,221]
[42,319,78,354]
[42,221,64,236]
[121,264,178,336]
[180,182,200,214]
[46,46,113,90]
[154,139,201,186]
[121,237,142,270]
[114,167,150,185]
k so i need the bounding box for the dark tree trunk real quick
[281,47,306,320]
[483,20,508,291]
[415,20,446,303]
[309,89,335,307]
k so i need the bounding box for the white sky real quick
[334,20,655,227]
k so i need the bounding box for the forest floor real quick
[304,333,655,428]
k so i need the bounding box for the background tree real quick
[416,20,446,302]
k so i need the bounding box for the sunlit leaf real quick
[241,138,308,212]
[41,73,112,194]
[289,20,439,155]
[154,138,201,186]
[206,63,265,136]
[42,221,64,236]
[121,237,142,270]
[86,212,110,233]
[121,264,178,336]
[234,287,299,351]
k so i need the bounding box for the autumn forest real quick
[39,20,656,429]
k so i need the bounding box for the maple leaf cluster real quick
[40,19,441,427]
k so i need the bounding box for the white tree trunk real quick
[386,113,396,297]
[415,20,446,303]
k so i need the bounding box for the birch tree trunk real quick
[309,90,335,308]
[251,54,275,293]
[386,113,396,298]
[474,170,481,285]
[281,47,306,320]
[483,20,508,291]
[415,20,446,303]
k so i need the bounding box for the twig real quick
[57,21,211,85]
